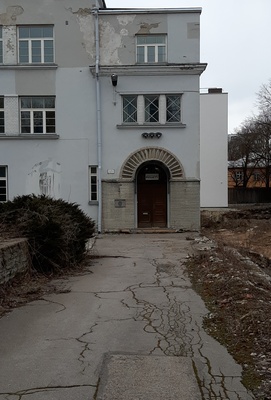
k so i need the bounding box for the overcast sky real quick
[106,0,271,134]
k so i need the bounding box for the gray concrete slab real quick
[96,354,201,400]
[0,234,254,399]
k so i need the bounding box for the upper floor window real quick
[89,166,98,202]
[18,26,54,64]
[0,27,3,64]
[136,35,167,63]
[20,97,55,134]
[0,97,4,133]
[0,166,7,202]
[122,94,181,125]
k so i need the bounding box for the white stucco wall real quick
[200,91,228,208]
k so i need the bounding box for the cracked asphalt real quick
[0,234,254,399]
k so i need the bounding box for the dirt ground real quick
[186,206,271,400]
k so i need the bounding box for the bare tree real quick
[253,113,271,188]
[228,119,260,187]
[257,78,271,116]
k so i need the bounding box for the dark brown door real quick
[137,164,167,228]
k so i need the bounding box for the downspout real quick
[92,2,102,233]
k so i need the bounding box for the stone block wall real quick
[0,239,30,284]
[170,180,200,230]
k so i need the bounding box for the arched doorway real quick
[137,162,168,228]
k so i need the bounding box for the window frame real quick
[18,25,54,64]
[136,35,167,64]
[0,97,4,133]
[20,96,56,134]
[0,166,8,202]
[89,166,98,203]
[121,94,182,126]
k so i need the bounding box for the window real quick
[0,97,4,133]
[145,95,159,123]
[18,26,54,64]
[136,35,166,63]
[166,95,181,122]
[89,166,98,202]
[235,171,244,181]
[0,27,3,64]
[122,94,182,125]
[20,97,55,134]
[123,95,137,123]
[0,166,7,202]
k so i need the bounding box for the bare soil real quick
[186,206,271,400]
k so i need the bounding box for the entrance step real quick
[96,354,201,400]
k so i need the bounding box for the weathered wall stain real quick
[0,6,24,24]
[137,23,160,34]
[26,159,61,198]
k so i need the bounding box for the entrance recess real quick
[137,163,167,228]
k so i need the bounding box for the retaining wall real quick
[0,239,30,284]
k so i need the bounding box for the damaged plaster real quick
[0,6,24,25]
[67,7,95,59]
[26,159,61,198]
[137,23,160,34]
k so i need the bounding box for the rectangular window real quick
[122,94,182,125]
[235,171,244,181]
[18,26,54,64]
[89,166,98,202]
[144,95,159,123]
[0,166,7,202]
[123,95,137,123]
[0,97,4,133]
[20,96,55,134]
[166,95,181,122]
[136,35,166,63]
[0,27,3,63]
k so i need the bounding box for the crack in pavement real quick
[0,384,97,399]
[120,257,254,400]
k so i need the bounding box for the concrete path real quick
[0,234,254,399]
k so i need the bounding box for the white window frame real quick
[0,26,3,64]
[89,166,98,203]
[18,26,54,64]
[122,94,182,125]
[0,97,4,133]
[136,35,167,63]
[0,166,8,202]
[20,97,55,134]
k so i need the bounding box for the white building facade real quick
[0,1,207,231]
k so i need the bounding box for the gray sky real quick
[105,0,271,133]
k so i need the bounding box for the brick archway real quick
[120,147,184,180]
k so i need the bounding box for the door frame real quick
[135,161,169,228]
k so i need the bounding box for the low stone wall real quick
[0,239,30,285]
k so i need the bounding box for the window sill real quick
[116,123,186,129]
[88,201,99,205]
[0,134,59,140]
[0,64,58,70]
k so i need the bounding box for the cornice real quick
[90,63,207,76]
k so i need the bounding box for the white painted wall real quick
[200,91,228,208]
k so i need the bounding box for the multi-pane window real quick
[20,97,55,134]
[166,96,181,122]
[122,94,181,125]
[0,166,7,202]
[144,95,159,123]
[18,26,54,64]
[136,35,166,63]
[0,97,4,133]
[89,166,98,201]
[123,95,137,123]
[0,27,3,64]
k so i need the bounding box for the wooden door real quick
[137,165,167,228]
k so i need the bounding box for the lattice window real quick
[166,95,181,122]
[123,95,137,123]
[144,95,159,123]
[0,97,4,133]
[0,166,7,202]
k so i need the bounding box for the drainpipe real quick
[92,2,102,233]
